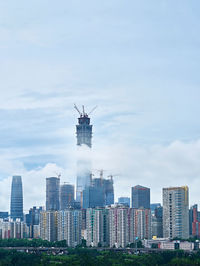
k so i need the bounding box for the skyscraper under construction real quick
[74,105,95,203]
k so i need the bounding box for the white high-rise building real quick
[163,186,189,239]
[57,210,82,247]
[86,208,109,247]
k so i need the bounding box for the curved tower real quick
[10,176,23,221]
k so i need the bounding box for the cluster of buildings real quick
[0,106,199,248]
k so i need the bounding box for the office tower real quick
[83,175,114,209]
[60,184,75,210]
[189,205,200,237]
[118,197,130,207]
[151,205,163,238]
[108,205,134,248]
[86,208,109,247]
[46,177,60,211]
[104,178,114,205]
[25,206,43,238]
[57,209,82,247]
[163,186,189,239]
[10,176,23,221]
[83,185,104,209]
[134,208,151,239]
[40,211,58,242]
[131,185,150,209]
[150,203,161,214]
[0,212,8,219]
[75,105,93,202]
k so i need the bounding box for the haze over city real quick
[0,1,200,211]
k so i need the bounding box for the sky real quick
[0,0,200,211]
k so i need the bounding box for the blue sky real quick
[0,1,200,210]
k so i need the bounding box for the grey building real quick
[10,176,23,221]
[131,185,150,209]
[60,184,75,210]
[46,177,60,211]
[163,186,189,239]
[75,106,93,202]
[118,197,130,207]
[25,206,43,238]
[83,185,104,209]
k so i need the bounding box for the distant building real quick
[131,185,150,209]
[10,176,23,221]
[25,206,43,238]
[57,209,82,247]
[86,208,109,247]
[0,212,8,219]
[108,205,135,248]
[40,211,58,242]
[75,107,93,202]
[0,221,28,239]
[60,184,75,210]
[83,185,104,209]
[46,177,60,211]
[163,186,189,239]
[189,204,200,237]
[134,208,151,240]
[150,203,161,214]
[118,197,130,207]
[151,206,163,238]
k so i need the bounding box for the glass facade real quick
[10,176,23,221]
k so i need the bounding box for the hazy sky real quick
[0,1,200,211]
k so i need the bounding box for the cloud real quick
[0,139,200,211]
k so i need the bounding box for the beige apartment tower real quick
[163,186,189,239]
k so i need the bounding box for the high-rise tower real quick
[74,105,96,203]
[10,176,23,221]
[46,177,60,211]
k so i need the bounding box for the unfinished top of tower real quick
[74,104,97,118]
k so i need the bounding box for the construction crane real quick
[88,106,97,115]
[74,104,97,117]
[108,174,120,181]
[55,172,61,179]
[74,104,82,116]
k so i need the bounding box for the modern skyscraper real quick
[75,105,93,202]
[82,175,114,209]
[10,176,23,221]
[163,186,189,239]
[60,184,75,210]
[46,177,60,211]
[131,185,150,209]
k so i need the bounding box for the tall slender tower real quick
[46,177,60,211]
[10,176,23,221]
[74,105,95,203]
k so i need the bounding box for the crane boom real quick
[88,106,97,115]
[74,104,82,116]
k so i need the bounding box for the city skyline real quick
[0,1,200,210]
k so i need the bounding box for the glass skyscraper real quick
[10,176,23,221]
[46,177,60,211]
[131,185,150,209]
